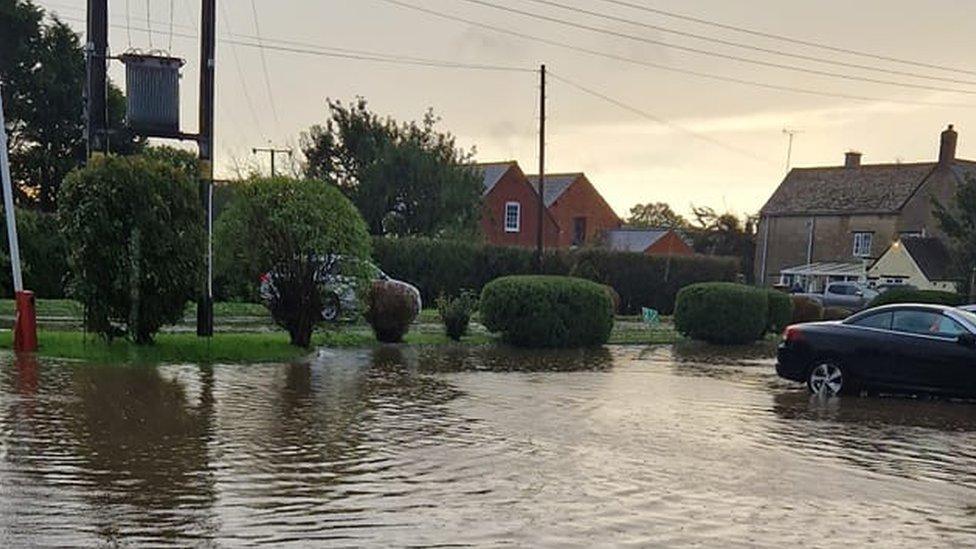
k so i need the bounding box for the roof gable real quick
[901,237,954,281]
[474,161,517,196]
[528,173,581,207]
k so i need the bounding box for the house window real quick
[852,232,873,257]
[504,202,521,233]
[573,217,587,246]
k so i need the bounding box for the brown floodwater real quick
[2,344,976,547]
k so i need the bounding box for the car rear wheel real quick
[807,361,847,397]
[321,293,341,322]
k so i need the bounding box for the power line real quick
[56,12,534,72]
[548,71,774,165]
[249,0,280,128]
[456,0,976,96]
[376,0,976,109]
[217,1,266,140]
[522,0,976,88]
[595,0,976,77]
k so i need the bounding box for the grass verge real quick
[0,331,310,364]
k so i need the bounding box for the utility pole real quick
[536,64,546,273]
[196,0,216,337]
[0,85,37,352]
[782,127,802,172]
[85,0,108,155]
[252,146,292,177]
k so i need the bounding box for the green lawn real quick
[0,299,270,320]
[0,330,309,363]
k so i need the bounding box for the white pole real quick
[0,86,24,293]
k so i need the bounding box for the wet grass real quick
[0,330,310,363]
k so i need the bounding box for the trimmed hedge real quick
[791,296,824,323]
[867,288,964,308]
[674,283,768,344]
[480,275,613,348]
[371,237,571,305]
[371,237,739,316]
[766,290,793,333]
[571,249,739,315]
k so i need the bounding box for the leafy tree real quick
[1,0,141,211]
[215,177,372,347]
[689,206,757,283]
[301,98,482,238]
[935,174,976,295]
[59,155,204,344]
[627,202,688,228]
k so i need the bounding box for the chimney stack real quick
[844,151,862,169]
[939,124,957,165]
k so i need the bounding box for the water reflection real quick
[768,390,976,490]
[2,347,976,546]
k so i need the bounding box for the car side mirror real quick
[958,333,976,348]
[855,290,863,297]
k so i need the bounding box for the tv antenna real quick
[783,127,803,172]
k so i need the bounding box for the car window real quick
[827,285,847,295]
[851,311,892,329]
[892,311,966,338]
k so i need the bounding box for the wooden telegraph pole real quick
[536,64,546,273]
[197,0,216,336]
[85,0,108,155]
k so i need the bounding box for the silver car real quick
[260,257,421,322]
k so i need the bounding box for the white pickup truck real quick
[796,282,879,311]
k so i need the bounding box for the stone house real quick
[755,125,976,290]
[475,162,620,248]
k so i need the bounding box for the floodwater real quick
[2,344,976,547]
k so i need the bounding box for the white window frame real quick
[853,232,873,257]
[504,202,521,233]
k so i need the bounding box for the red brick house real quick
[528,173,623,247]
[605,228,695,255]
[477,161,559,248]
[476,162,621,248]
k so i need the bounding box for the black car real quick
[777,304,976,397]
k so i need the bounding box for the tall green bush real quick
[0,209,69,298]
[215,177,371,347]
[572,249,739,314]
[674,283,768,344]
[867,288,964,308]
[480,275,613,348]
[59,155,204,343]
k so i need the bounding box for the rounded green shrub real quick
[791,296,824,324]
[823,306,853,320]
[674,283,768,344]
[480,275,613,348]
[59,155,204,344]
[766,289,794,333]
[868,288,964,308]
[365,280,421,343]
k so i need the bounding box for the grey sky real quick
[40,0,976,218]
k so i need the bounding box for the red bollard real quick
[14,290,37,352]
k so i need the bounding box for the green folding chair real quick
[641,307,660,326]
